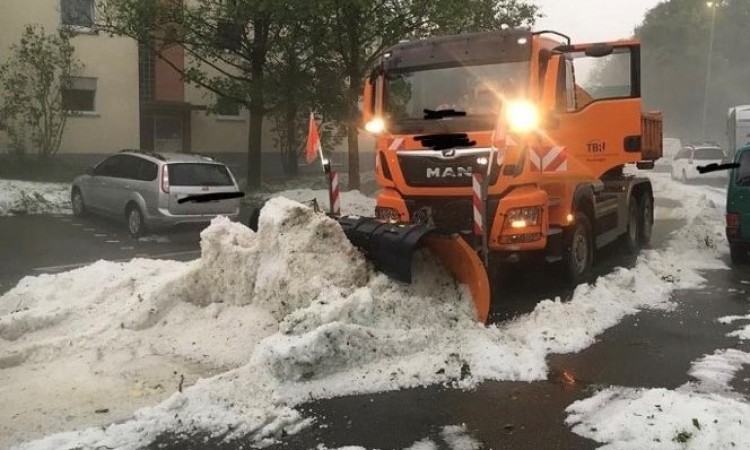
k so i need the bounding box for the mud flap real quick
[337,216,491,323]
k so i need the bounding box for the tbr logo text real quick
[426,166,473,178]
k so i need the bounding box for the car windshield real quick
[168,163,233,186]
[385,62,530,133]
[694,148,725,160]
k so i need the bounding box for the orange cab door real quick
[538,42,643,182]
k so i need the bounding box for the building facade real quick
[0,0,374,179]
[0,0,255,155]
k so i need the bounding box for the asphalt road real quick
[0,214,206,295]
[2,189,749,450]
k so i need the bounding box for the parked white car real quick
[670,145,727,182]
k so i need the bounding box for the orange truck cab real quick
[362,29,662,285]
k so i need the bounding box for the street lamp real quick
[701,1,718,140]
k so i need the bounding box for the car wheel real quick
[563,212,594,285]
[126,205,147,238]
[71,189,87,217]
[638,193,654,247]
[622,196,640,254]
[730,244,747,265]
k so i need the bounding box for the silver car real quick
[71,150,242,237]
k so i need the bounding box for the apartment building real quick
[0,0,250,157]
[0,0,374,178]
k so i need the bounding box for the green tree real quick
[0,25,81,160]
[100,0,287,190]
[635,0,750,142]
[101,0,538,190]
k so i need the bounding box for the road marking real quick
[106,240,120,243]
[32,250,200,274]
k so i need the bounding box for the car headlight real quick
[505,101,540,133]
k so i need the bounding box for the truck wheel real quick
[730,244,747,265]
[638,194,654,247]
[623,197,640,254]
[564,212,594,285]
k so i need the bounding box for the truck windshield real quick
[385,61,530,134]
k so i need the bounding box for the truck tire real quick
[638,194,654,247]
[623,196,640,254]
[563,212,594,285]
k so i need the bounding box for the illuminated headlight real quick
[477,156,489,165]
[505,101,540,133]
[365,117,386,134]
[504,207,541,229]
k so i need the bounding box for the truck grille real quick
[398,151,499,187]
[405,198,473,234]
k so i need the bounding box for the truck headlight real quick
[505,101,540,133]
[504,207,541,229]
[365,117,386,134]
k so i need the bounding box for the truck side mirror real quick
[584,43,614,58]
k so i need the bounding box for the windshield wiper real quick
[177,191,245,204]
[423,109,467,120]
[697,162,739,174]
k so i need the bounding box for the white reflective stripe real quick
[389,138,404,151]
[333,197,341,213]
[556,160,568,172]
[542,146,564,169]
[530,150,542,169]
[473,205,482,228]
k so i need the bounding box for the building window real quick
[63,77,97,112]
[216,95,241,117]
[138,44,156,101]
[61,0,95,29]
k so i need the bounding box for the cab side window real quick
[564,46,637,110]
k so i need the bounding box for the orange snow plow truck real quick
[335,29,662,323]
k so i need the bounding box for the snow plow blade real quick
[336,216,490,323]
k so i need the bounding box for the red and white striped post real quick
[328,170,341,216]
[472,172,484,236]
[472,172,489,266]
